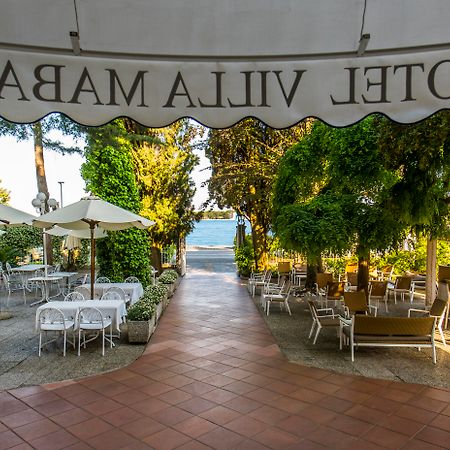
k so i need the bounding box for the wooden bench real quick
[340,315,437,363]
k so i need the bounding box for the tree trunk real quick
[151,246,162,274]
[250,220,268,270]
[33,123,53,265]
[306,262,317,289]
[356,245,370,294]
[176,236,186,276]
[426,237,437,306]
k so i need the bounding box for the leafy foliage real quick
[144,283,169,304]
[377,112,450,238]
[0,226,42,264]
[127,299,155,321]
[0,179,10,204]
[234,235,255,277]
[124,119,201,254]
[273,117,404,268]
[204,118,310,268]
[81,120,152,286]
[157,269,178,284]
[0,115,84,155]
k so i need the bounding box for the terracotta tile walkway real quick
[2,270,450,449]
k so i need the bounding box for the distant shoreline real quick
[187,245,234,251]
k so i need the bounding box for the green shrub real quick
[143,283,168,304]
[234,235,254,277]
[158,269,178,284]
[127,299,154,321]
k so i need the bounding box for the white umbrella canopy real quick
[45,226,107,240]
[0,204,36,226]
[33,195,154,299]
[1,0,450,127]
[33,196,153,231]
[45,226,108,251]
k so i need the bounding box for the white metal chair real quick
[389,276,414,303]
[265,280,292,316]
[249,270,272,297]
[368,280,389,312]
[64,291,85,301]
[5,262,13,275]
[343,290,377,318]
[104,286,126,299]
[408,297,447,347]
[101,290,122,301]
[124,276,139,283]
[74,285,92,299]
[3,273,26,305]
[96,276,110,283]
[69,273,88,291]
[77,307,113,356]
[38,307,75,356]
[307,297,340,344]
[261,276,286,309]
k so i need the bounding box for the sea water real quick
[187,219,244,247]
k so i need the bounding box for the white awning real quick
[1,0,450,128]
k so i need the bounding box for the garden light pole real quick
[32,192,58,276]
[58,181,64,207]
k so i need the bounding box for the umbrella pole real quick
[43,228,48,277]
[90,226,95,300]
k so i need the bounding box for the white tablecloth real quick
[35,300,126,332]
[81,283,144,304]
[11,264,50,273]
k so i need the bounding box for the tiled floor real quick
[2,270,450,449]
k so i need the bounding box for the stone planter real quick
[155,302,164,321]
[164,282,175,297]
[163,293,170,309]
[127,316,155,343]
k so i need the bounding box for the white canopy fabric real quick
[33,195,154,299]
[0,204,36,226]
[45,226,107,239]
[1,0,450,128]
[33,195,154,231]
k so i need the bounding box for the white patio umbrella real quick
[1,1,450,128]
[45,226,107,240]
[33,195,154,299]
[0,204,36,226]
[45,225,107,251]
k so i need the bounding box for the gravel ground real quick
[256,288,450,390]
[0,249,235,391]
[2,248,449,392]
[0,292,145,390]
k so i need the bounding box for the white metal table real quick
[28,276,63,306]
[35,300,126,332]
[81,282,144,304]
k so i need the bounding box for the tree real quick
[122,119,201,273]
[273,117,405,290]
[377,112,449,238]
[204,118,309,270]
[81,120,153,285]
[0,179,10,204]
[82,119,200,277]
[0,115,83,263]
[377,112,450,302]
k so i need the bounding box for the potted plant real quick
[144,283,168,320]
[157,269,179,297]
[127,299,155,343]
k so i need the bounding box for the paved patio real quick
[2,268,450,449]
